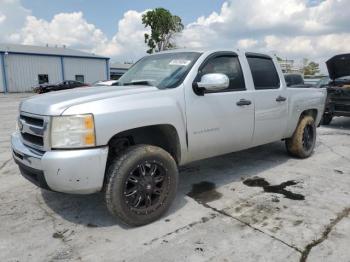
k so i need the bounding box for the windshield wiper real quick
[123,80,154,86]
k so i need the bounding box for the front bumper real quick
[11,132,109,194]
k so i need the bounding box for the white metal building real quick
[110,63,132,80]
[0,44,110,93]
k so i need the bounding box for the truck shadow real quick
[177,141,291,198]
[41,141,291,228]
[324,117,350,130]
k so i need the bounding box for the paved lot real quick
[1,93,350,262]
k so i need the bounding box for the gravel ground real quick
[0,93,349,262]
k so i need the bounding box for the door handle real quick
[236,99,252,106]
[276,96,287,102]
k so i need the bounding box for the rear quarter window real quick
[246,56,280,90]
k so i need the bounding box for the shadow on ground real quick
[323,117,350,130]
[41,141,291,228]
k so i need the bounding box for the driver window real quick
[201,56,246,91]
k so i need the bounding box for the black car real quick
[322,54,350,125]
[284,73,314,88]
[33,80,89,94]
[284,73,304,86]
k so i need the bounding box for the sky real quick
[0,0,349,71]
[20,0,226,38]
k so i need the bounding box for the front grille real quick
[21,133,44,146]
[20,115,44,126]
[19,113,48,151]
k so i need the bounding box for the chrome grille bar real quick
[19,112,50,151]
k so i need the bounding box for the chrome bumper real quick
[11,132,109,194]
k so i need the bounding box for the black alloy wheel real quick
[123,161,169,215]
[105,145,178,226]
[302,124,315,151]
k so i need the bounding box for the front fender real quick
[63,88,188,163]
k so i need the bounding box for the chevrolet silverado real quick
[12,50,326,226]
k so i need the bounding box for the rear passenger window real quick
[246,56,280,89]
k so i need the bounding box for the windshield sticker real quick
[169,59,191,66]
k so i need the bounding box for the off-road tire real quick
[285,115,316,158]
[321,114,333,125]
[105,145,178,226]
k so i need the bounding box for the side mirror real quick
[193,73,229,95]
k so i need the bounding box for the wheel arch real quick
[300,108,318,121]
[285,108,319,139]
[107,124,182,164]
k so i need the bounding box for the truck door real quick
[245,54,288,146]
[185,52,254,162]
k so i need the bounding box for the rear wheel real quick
[105,145,178,226]
[285,115,316,158]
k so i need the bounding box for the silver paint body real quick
[11,50,327,194]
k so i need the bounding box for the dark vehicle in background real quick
[322,54,350,125]
[285,73,304,86]
[284,73,314,88]
[33,80,89,94]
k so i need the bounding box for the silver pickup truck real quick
[12,50,326,226]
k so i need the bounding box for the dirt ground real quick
[1,94,350,262]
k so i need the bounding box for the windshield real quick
[316,77,330,88]
[52,81,64,85]
[95,81,118,86]
[117,52,201,89]
[95,82,106,86]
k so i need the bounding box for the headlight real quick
[51,114,95,149]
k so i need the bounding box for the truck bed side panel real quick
[285,88,326,138]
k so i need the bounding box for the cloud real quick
[94,10,149,62]
[20,12,108,51]
[0,0,349,69]
[264,33,350,57]
[0,0,148,63]
[0,13,6,24]
[237,39,258,49]
[178,0,350,70]
[0,0,31,43]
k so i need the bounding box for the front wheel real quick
[105,145,178,226]
[285,115,316,158]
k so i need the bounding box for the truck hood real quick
[21,85,159,115]
[326,53,350,80]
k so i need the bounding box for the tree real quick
[276,56,283,62]
[302,58,320,76]
[142,8,184,54]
